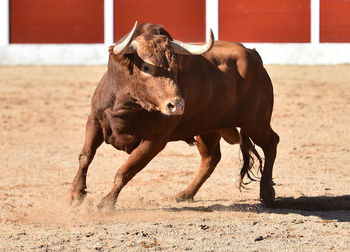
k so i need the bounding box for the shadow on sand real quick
[165,195,350,222]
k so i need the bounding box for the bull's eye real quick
[142,65,150,73]
[140,62,155,76]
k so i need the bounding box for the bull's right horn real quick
[170,29,214,55]
[113,21,138,55]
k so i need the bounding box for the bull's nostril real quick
[167,102,176,112]
[164,98,185,115]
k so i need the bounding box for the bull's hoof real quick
[69,188,87,207]
[175,192,194,203]
[97,197,116,211]
[259,187,275,207]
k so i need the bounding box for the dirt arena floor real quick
[0,65,349,251]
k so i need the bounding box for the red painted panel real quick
[219,0,310,43]
[320,0,350,42]
[114,0,205,42]
[10,0,104,43]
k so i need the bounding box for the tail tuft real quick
[239,131,263,190]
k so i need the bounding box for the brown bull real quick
[70,22,279,209]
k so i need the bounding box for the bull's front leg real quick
[97,140,166,210]
[70,113,103,206]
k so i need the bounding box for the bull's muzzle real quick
[164,98,185,115]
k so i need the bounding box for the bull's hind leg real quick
[175,132,221,202]
[245,126,279,205]
[70,113,103,205]
[259,128,279,205]
[219,127,240,144]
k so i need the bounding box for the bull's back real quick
[207,41,274,125]
[172,41,274,139]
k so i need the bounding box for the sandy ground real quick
[0,65,349,251]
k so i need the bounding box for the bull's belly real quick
[170,116,237,141]
[168,98,240,141]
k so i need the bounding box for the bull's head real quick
[111,21,214,116]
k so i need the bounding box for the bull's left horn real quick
[170,29,214,55]
[113,21,138,55]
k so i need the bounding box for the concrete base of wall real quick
[0,44,108,65]
[246,43,350,65]
[0,43,350,65]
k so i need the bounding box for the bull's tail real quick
[239,130,263,190]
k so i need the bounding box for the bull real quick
[69,21,279,209]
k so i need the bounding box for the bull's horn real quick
[113,21,138,55]
[170,29,214,55]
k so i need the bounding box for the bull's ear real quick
[113,21,138,55]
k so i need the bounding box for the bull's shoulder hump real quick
[207,41,259,79]
[212,40,245,50]
[205,41,248,63]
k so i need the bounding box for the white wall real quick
[0,0,9,46]
[1,0,350,65]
